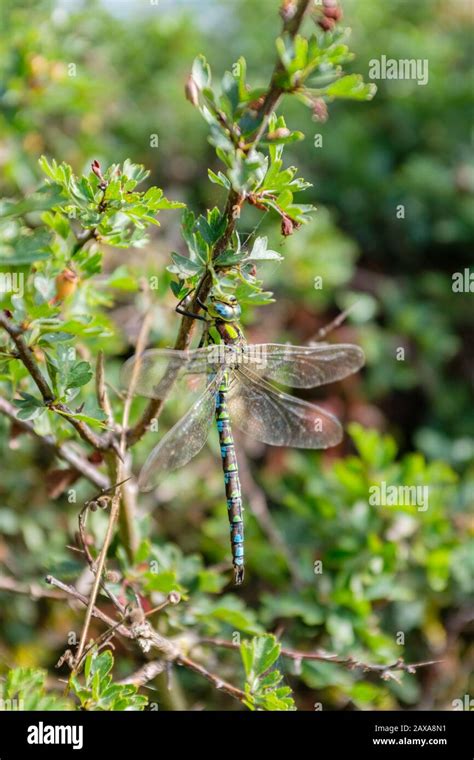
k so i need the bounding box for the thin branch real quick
[45,576,245,703]
[252,0,313,144]
[46,575,131,635]
[72,473,124,671]
[198,638,442,679]
[127,0,312,447]
[0,312,111,451]
[72,302,154,670]
[117,661,166,686]
[0,575,65,600]
[95,350,114,427]
[0,313,54,401]
[177,653,246,702]
[0,396,109,490]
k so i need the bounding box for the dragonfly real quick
[121,292,365,585]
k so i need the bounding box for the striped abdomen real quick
[215,370,244,584]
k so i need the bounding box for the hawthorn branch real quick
[177,653,246,702]
[198,638,441,680]
[0,396,108,490]
[117,661,166,686]
[0,575,66,600]
[252,0,313,144]
[0,313,54,401]
[72,304,154,671]
[45,576,245,703]
[126,0,312,447]
[0,312,111,451]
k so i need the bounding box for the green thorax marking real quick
[205,295,246,347]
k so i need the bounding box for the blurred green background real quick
[0,0,472,710]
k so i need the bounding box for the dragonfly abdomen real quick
[215,370,244,584]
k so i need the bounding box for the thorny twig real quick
[0,312,112,451]
[44,576,246,703]
[198,638,442,682]
[72,302,154,672]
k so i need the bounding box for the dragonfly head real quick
[208,294,241,322]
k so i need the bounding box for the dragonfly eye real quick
[215,302,237,320]
[208,296,241,321]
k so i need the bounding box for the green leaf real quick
[240,635,281,679]
[54,407,108,428]
[324,74,377,101]
[208,169,231,189]
[0,184,67,218]
[13,392,45,421]
[64,361,93,390]
[169,251,203,276]
[192,54,211,89]
[0,667,73,711]
[0,228,52,265]
[247,236,283,261]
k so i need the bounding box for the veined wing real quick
[227,366,342,449]
[121,348,212,400]
[138,371,223,491]
[237,343,365,388]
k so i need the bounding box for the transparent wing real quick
[227,366,343,449]
[138,371,223,491]
[121,348,213,400]
[237,343,365,388]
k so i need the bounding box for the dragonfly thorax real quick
[206,295,245,347]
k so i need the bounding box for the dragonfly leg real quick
[175,289,208,322]
[175,305,207,322]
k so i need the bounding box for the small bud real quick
[318,15,336,31]
[88,451,103,465]
[185,74,200,106]
[281,214,295,237]
[267,127,291,140]
[324,6,342,21]
[167,591,181,605]
[247,95,265,111]
[279,0,297,23]
[311,98,328,123]
[53,267,79,303]
[127,607,146,625]
[96,495,110,510]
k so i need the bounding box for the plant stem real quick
[0,312,111,451]
[127,0,312,447]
